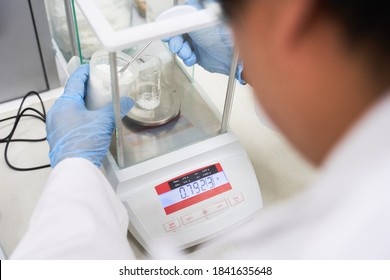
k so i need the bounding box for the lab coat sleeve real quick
[10,158,135,259]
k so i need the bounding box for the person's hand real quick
[164,0,245,84]
[46,64,134,168]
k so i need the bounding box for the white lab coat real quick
[10,158,135,259]
[11,92,390,260]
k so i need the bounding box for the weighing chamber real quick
[46,0,263,255]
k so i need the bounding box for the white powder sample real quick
[87,64,135,110]
[136,92,160,110]
[96,65,133,79]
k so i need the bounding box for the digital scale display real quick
[155,163,232,215]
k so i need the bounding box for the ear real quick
[278,0,317,47]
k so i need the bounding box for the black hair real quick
[318,1,390,54]
[218,0,246,21]
[218,0,390,54]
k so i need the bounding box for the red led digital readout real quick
[155,163,224,195]
[155,163,232,215]
[163,183,232,214]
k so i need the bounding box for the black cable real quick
[0,91,50,171]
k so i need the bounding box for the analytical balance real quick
[56,0,263,255]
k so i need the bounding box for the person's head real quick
[217,0,390,165]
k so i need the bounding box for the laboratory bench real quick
[0,68,317,259]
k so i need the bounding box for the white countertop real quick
[0,68,317,259]
[0,88,62,259]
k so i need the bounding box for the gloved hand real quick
[164,0,245,84]
[46,64,134,168]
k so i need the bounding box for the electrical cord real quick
[0,91,50,171]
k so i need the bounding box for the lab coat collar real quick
[320,89,390,181]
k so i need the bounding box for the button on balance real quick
[229,194,244,206]
[181,211,205,225]
[205,200,228,215]
[164,219,181,232]
[182,215,195,225]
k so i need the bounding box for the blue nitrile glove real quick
[164,0,245,84]
[46,64,134,168]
